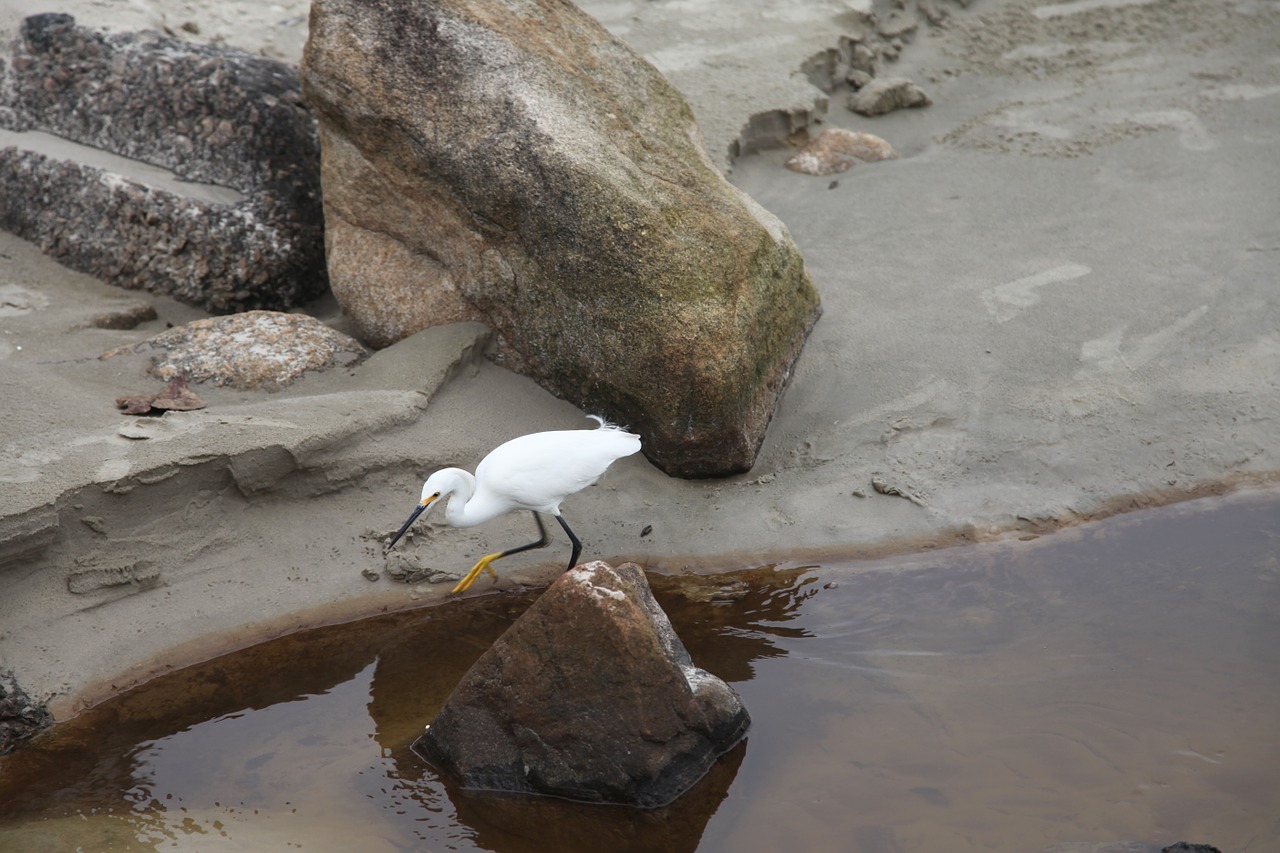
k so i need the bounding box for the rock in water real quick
[301,0,821,478]
[414,562,750,808]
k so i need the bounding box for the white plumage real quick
[385,417,641,594]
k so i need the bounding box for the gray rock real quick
[847,68,874,89]
[102,311,368,391]
[850,41,878,76]
[301,0,821,478]
[878,11,920,42]
[0,669,51,755]
[847,76,933,116]
[414,561,750,808]
[0,13,326,312]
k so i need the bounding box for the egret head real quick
[386,469,471,553]
[420,469,458,504]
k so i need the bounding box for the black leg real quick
[554,514,582,571]
[500,512,550,559]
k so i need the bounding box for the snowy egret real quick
[385,416,642,594]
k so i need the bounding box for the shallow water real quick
[1,492,1277,852]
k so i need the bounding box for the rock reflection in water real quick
[0,579,780,851]
[0,491,1277,852]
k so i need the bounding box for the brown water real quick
[1,491,1278,852]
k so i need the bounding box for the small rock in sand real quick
[785,128,899,176]
[102,311,368,391]
[846,69,874,89]
[116,374,207,416]
[1,670,53,755]
[848,77,932,116]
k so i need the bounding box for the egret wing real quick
[474,427,639,512]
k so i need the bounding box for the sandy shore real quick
[1,0,1277,717]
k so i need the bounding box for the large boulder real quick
[414,561,750,808]
[301,0,821,477]
[0,14,326,312]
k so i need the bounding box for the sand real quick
[0,0,1277,717]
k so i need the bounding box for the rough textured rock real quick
[785,128,898,175]
[0,669,52,755]
[102,311,368,391]
[0,13,326,312]
[414,561,750,807]
[847,76,933,116]
[301,0,821,478]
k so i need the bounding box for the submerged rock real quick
[414,561,749,808]
[302,0,821,478]
[0,14,326,312]
[102,311,368,391]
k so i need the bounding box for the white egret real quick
[385,416,641,594]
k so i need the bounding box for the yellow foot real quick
[451,552,503,594]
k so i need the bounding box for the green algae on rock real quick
[301,0,821,477]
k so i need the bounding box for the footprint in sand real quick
[980,263,1092,323]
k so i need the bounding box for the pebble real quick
[847,77,932,116]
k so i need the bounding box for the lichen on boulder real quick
[301,0,821,477]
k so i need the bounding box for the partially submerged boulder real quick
[414,561,750,808]
[301,0,821,477]
[0,14,326,312]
